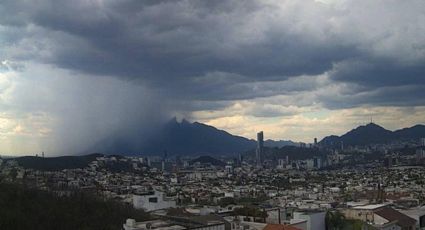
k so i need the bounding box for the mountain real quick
[189,156,225,166]
[264,139,298,148]
[141,118,256,156]
[394,124,425,140]
[320,123,425,147]
[338,123,393,146]
[93,118,257,156]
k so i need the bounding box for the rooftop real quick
[352,204,388,210]
[375,207,417,227]
[263,224,302,230]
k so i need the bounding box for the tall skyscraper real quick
[256,131,264,167]
[314,138,318,146]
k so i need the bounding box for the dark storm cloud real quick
[330,58,425,87]
[319,84,425,109]
[1,0,425,108]
[37,0,346,81]
[1,1,350,80]
[322,56,425,108]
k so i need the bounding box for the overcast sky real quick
[1,0,425,155]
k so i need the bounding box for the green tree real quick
[0,182,150,230]
[325,210,346,230]
[234,206,268,219]
[218,197,236,207]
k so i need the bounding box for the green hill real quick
[10,153,103,171]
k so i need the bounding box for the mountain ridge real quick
[92,120,425,155]
[320,123,425,147]
[92,118,257,156]
[264,139,299,148]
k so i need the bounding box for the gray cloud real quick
[2,1,351,80]
[319,83,425,109]
[1,0,421,108]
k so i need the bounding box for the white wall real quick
[133,191,176,211]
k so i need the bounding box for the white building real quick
[123,219,185,230]
[133,191,176,212]
[124,217,226,230]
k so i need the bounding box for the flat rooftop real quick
[352,204,388,210]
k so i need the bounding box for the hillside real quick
[10,153,102,171]
[320,123,425,147]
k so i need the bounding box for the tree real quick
[218,197,236,207]
[234,206,268,219]
[325,210,346,230]
[0,182,150,230]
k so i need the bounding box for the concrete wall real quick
[343,209,375,223]
[373,214,389,226]
[293,211,325,230]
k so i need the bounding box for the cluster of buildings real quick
[1,133,425,229]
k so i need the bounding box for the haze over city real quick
[1,0,425,155]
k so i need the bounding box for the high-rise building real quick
[314,138,318,146]
[313,157,322,169]
[256,131,264,167]
[415,138,425,163]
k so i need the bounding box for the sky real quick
[1,0,425,155]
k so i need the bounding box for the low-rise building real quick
[133,190,176,212]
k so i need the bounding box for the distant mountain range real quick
[92,119,425,156]
[320,123,425,147]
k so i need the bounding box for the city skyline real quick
[1,0,425,154]
[2,2,425,229]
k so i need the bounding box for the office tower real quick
[162,150,167,172]
[256,131,264,167]
[238,153,243,167]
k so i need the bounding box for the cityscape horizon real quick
[1,1,425,230]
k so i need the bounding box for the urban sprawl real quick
[1,132,425,230]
